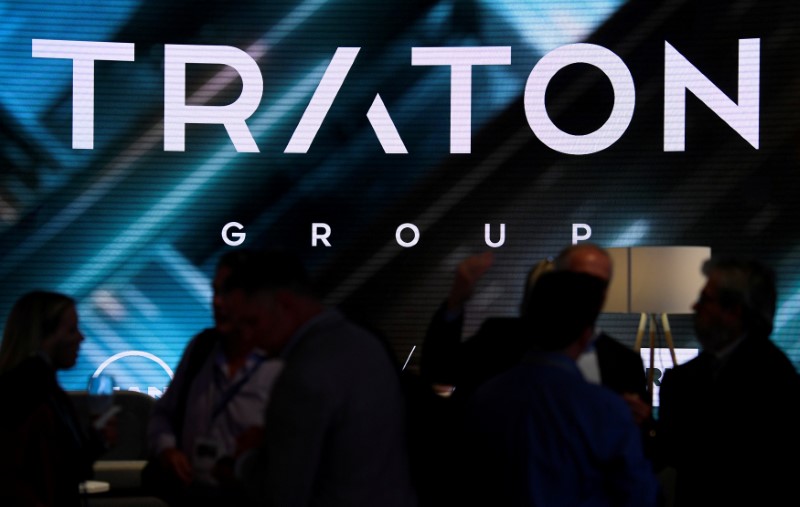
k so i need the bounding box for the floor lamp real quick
[604,246,711,394]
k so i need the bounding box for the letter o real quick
[524,44,635,155]
[395,223,420,248]
[222,222,246,246]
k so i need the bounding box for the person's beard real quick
[694,319,735,353]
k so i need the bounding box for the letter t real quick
[32,39,135,149]
[412,47,511,154]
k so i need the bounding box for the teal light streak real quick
[610,219,649,247]
[58,60,328,296]
[478,0,626,52]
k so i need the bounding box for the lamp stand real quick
[633,313,677,394]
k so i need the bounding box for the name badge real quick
[192,437,221,484]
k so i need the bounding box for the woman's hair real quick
[0,291,75,374]
[519,258,556,313]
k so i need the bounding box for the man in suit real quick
[421,243,650,425]
[227,249,417,507]
[657,258,800,506]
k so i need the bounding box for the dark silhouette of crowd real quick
[1,244,799,506]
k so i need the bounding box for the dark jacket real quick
[0,356,102,506]
[422,304,648,402]
[658,334,800,506]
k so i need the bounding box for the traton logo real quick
[32,39,760,155]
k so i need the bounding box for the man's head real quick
[519,258,555,313]
[223,249,320,356]
[212,249,257,335]
[521,270,608,356]
[554,243,613,282]
[693,258,776,352]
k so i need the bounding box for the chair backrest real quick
[68,389,156,460]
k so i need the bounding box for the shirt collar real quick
[710,333,747,361]
[279,307,338,359]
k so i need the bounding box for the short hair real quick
[702,258,776,336]
[521,270,607,351]
[0,291,75,374]
[222,249,313,297]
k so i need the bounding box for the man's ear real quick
[576,326,594,352]
[724,303,745,329]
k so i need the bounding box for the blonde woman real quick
[0,291,108,506]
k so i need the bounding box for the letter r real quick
[164,45,262,152]
[312,223,332,247]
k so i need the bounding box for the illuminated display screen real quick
[1,0,799,393]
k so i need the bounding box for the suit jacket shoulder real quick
[594,332,648,399]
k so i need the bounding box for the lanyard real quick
[210,354,266,423]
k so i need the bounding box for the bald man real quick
[421,243,651,436]
[554,244,652,427]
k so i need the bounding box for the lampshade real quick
[604,246,711,314]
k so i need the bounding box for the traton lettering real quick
[32,39,760,154]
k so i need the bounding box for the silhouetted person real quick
[422,244,650,422]
[0,291,113,506]
[463,271,660,507]
[227,249,417,507]
[145,249,283,505]
[554,244,653,432]
[421,253,553,400]
[657,258,800,506]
